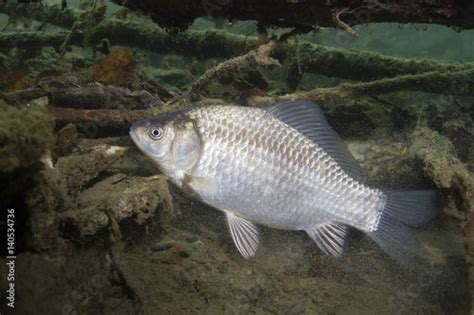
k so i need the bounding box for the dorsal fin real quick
[265,100,364,182]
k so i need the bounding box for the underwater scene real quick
[0,0,473,314]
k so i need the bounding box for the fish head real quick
[130,111,202,180]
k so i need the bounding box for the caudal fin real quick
[367,190,438,268]
[382,190,438,227]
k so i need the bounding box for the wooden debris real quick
[189,40,280,100]
[2,80,161,109]
[334,8,359,37]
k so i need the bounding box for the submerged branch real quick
[49,107,151,127]
[189,40,280,100]
[0,0,79,29]
[1,78,163,110]
[1,1,472,84]
[0,30,70,49]
[48,97,226,127]
[4,0,474,32]
[112,0,474,30]
[1,25,471,83]
[247,69,474,104]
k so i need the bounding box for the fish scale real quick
[187,105,384,232]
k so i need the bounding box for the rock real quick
[59,174,174,240]
[55,123,78,157]
[217,264,228,274]
[55,144,128,194]
[0,101,54,173]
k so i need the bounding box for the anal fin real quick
[224,211,260,259]
[306,222,349,257]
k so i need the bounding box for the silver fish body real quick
[130,100,437,263]
[186,105,384,231]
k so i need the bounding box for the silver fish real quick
[130,100,437,264]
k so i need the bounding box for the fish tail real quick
[366,190,438,268]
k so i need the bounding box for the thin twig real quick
[334,8,359,37]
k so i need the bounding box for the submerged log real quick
[2,82,161,109]
[3,0,474,31]
[112,0,474,30]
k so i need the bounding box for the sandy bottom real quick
[3,193,469,315]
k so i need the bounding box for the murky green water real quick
[0,0,473,314]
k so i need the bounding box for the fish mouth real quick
[129,126,141,148]
[129,125,155,160]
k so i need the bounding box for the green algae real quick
[0,101,55,210]
[0,101,55,173]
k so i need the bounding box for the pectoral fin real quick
[184,175,218,195]
[306,222,349,257]
[224,211,260,259]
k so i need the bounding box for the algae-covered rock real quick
[409,126,472,189]
[59,174,174,239]
[0,101,55,172]
[24,144,131,250]
[25,144,129,217]
[55,144,128,194]
[0,100,55,210]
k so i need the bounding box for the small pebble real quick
[217,264,228,274]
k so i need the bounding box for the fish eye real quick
[148,127,164,140]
